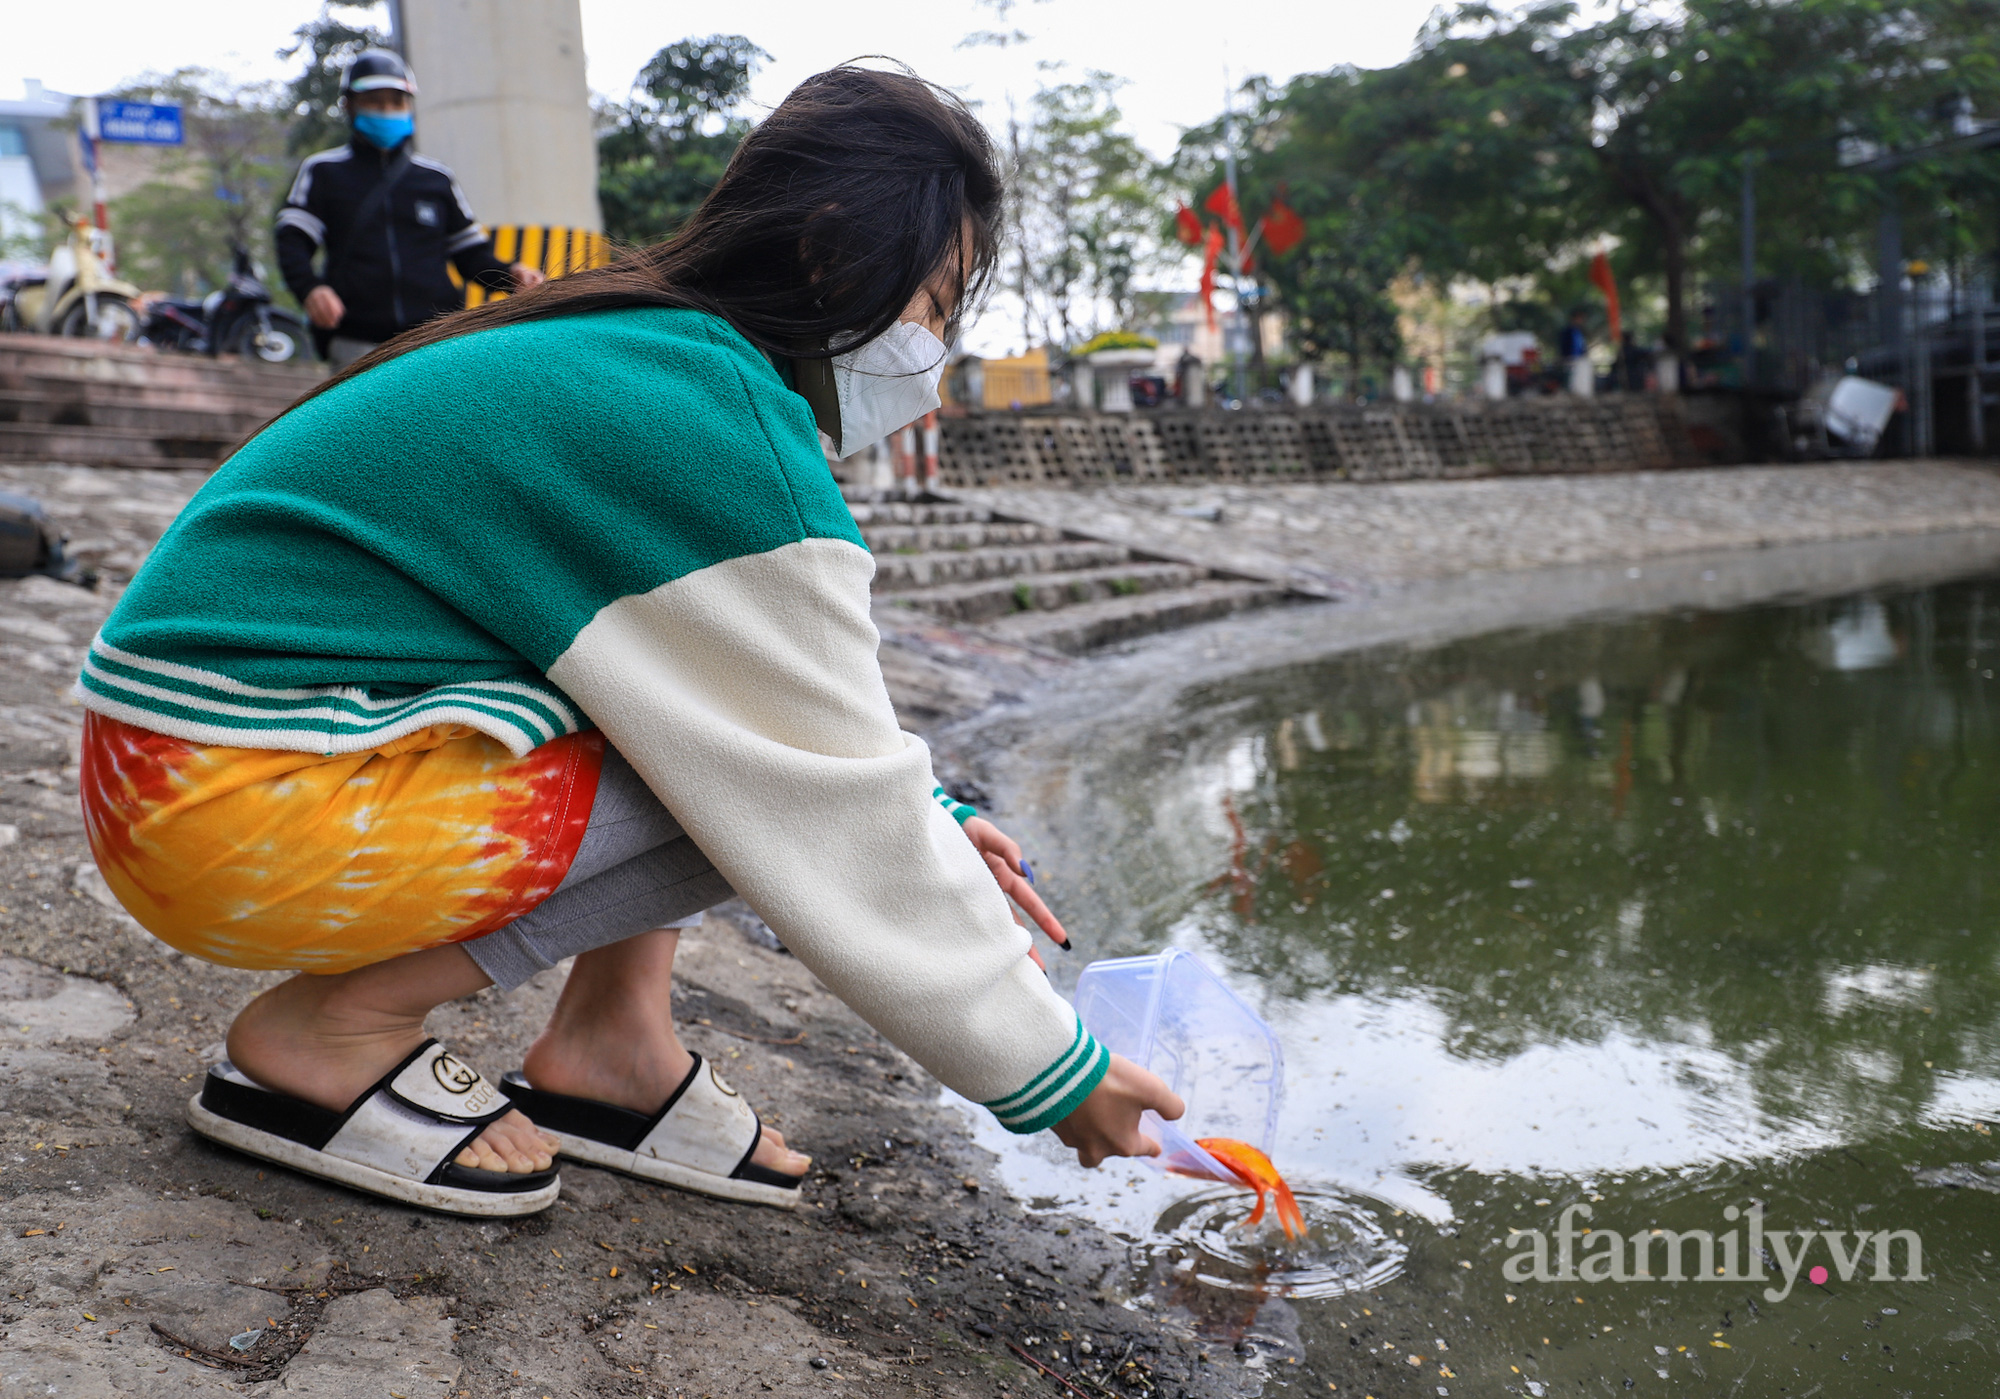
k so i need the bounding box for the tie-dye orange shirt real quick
[79,712,602,973]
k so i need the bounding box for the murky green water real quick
[971,577,2000,1395]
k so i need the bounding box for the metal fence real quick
[1699,276,1996,457]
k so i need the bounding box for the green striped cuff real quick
[932,784,978,826]
[980,1018,1111,1135]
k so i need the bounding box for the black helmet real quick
[341,48,418,98]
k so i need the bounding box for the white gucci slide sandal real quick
[186,1039,561,1217]
[501,1053,805,1209]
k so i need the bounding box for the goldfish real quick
[1196,1138,1306,1241]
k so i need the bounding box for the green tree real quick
[1009,72,1161,347]
[278,1,392,157]
[1192,0,2000,360]
[1273,207,1405,391]
[102,70,293,297]
[595,35,767,246]
[1174,78,1405,386]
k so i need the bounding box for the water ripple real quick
[1146,1186,1407,1300]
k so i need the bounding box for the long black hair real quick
[291,64,1001,408]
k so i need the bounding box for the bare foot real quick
[522,1011,809,1176]
[523,931,810,1178]
[226,950,556,1175]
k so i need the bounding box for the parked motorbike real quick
[138,243,310,364]
[0,220,142,341]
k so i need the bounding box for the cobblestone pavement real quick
[959,460,2000,597]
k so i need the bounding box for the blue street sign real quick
[97,101,183,146]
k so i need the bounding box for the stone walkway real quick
[959,460,2000,597]
[0,466,1243,1399]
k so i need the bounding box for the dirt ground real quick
[0,465,1292,1399]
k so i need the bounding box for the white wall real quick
[0,153,43,246]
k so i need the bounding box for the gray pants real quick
[326,336,378,369]
[461,746,735,990]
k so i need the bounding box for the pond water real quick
[961,573,2000,1395]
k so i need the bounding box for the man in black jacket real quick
[275,49,544,367]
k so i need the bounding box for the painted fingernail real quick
[1020,859,1035,885]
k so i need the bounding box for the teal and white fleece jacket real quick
[77,307,1108,1135]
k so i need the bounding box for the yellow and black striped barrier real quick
[454,225,611,306]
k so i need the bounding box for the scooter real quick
[138,243,310,364]
[0,219,143,341]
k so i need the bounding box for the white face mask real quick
[828,321,947,459]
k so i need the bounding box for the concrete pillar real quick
[1179,354,1205,407]
[1099,371,1134,413]
[1391,365,1414,403]
[1482,357,1507,400]
[1569,356,1595,397]
[920,411,940,489]
[398,0,603,298]
[1655,352,1680,394]
[1070,361,1095,411]
[854,439,893,489]
[1289,364,1313,406]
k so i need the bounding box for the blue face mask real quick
[353,112,413,150]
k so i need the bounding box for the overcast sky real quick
[2,0,1440,156]
[2,0,1445,351]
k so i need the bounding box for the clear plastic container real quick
[1072,948,1285,1182]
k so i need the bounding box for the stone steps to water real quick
[861,520,1065,554]
[843,485,1295,651]
[977,579,1291,653]
[871,539,1133,590]
[898,561,1211,624]
[846,500,986,526]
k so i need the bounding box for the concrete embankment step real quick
[860,520,1066,553]
[0,391,282,438]
[0,422,253,465]
[898,561,1211,624]
[871,539,1132,590]
[847,501,988,527]
[0,333,321,468]
[976,579,1292,653]
[843,486,1298,651]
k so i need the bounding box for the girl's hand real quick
[962,816,1071,954]
[1053,1054,1185,1168]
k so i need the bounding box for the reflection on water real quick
[969,579,2000,1392]
[1193,587,2000,1169]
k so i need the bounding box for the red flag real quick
[1262,195,1305,257]
[1588,250,1622,345]
[1175,203,1203,246]
[1198,223,1224,329]
[1204,183,1245,235]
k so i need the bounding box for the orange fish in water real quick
[1196,1138,1306,1241]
